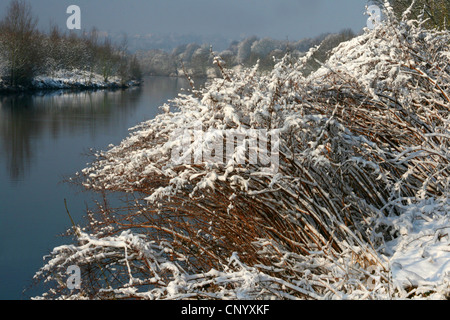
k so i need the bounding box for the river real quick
[0,76,203,299]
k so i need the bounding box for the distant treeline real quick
[0,0,142,88]
[136,29,356,78]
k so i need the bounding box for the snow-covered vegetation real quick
[31,69,140,90]
[33,2,449,300]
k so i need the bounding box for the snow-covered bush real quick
[34,3,449,300]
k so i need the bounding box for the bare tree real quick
[0,0,41,86]
[128,54,142,81]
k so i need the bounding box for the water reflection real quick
[0,88,145,181]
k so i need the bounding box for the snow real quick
[0,68,139,92]
[33,4,449,300]
[31,69,137,90]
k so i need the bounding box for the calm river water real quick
[0,76,202,299]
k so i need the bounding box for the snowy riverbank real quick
[0,69,141,93]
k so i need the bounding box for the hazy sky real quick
[0,0,371,40]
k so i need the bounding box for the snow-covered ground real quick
[0,69,140,92]
[379,199,449,298]
[32,69,139,89]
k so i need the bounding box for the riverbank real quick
[0,69,141,94]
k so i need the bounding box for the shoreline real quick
[0,80,142,95]
[0,69,143,95]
